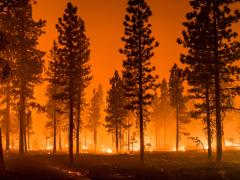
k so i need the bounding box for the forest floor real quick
[1,150,240,180]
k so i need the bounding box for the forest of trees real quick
[0,0,240,171]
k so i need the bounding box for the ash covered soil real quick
[1,151,240,180]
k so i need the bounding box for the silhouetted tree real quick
[120,0,159,163]
[105,71,128,152]
[2,1,45,154]
[74,22,92,156]
[178,0,240,162]
[159,79,171,150]
[88,88,102,152]
[54,2,92,163]
[177,0,216,159]
[169,64,189,152]
[0,0,29,152]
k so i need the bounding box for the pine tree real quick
[150,92,161,149]
[54,2,92,163]
[74,24,92,156]
[178,0,240,162]
[88,88,101,152]
[0,0,29,152]
[120,0,159,163]
[158,79,171,150]
[1,1,46,154]
[105,71,128,153]
[169,64,189,152]
[177,0,216,159]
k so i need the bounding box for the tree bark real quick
[206,87,212,159]
[5,82,10,152]
[93,126,97,153]
[19,81,26,154]
[176,102,179,152]
[58,127,62,151]
[76,90,81,157]
[213,0,222,163]
[53,103,57,154]
[69,83,74,164]
[115,121,119,153]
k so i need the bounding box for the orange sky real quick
[30,0,192,146]
[32,0,191,101]
[30,0,240,146]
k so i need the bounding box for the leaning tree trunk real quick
[0,129,5,176]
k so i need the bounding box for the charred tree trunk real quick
[69,80,74,164]
[94,126,97,153]
[58,127,62,151]
[213,1,222,163]
[19,81,26,154]
[115,122,119,153]
[76,91,81,157]
[5,82,10,152]
[176,101,179,152]
[24,127,27,152]
[68,53,74,164]
[138,11,144,162]
[127,117,130,152]
[206,87,212,159]
[27,129,30,151]
[53,102,57,154]
[119,125,122,152]
[0,129,5,175]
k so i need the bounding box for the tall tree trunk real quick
[138,9,144,162]
[115,122,119,153]
[19,81,26,154]
[119,125,122,152]
[69,85,74,164]
[24,127,27,152]
[127,117,130,152]
[0,129,5,175]
[206,87,212,159]
[176,102,179,152]
[58,127,62,151]
[139,62,144,163]
[213,0,222,163]
[5,82,10,152]
[53,102,57,154]
[76,91,81,157]
[94,126,97,153]
[84,128,87,151]
[27,129,30,151]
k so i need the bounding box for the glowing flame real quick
[103,148,112,154]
